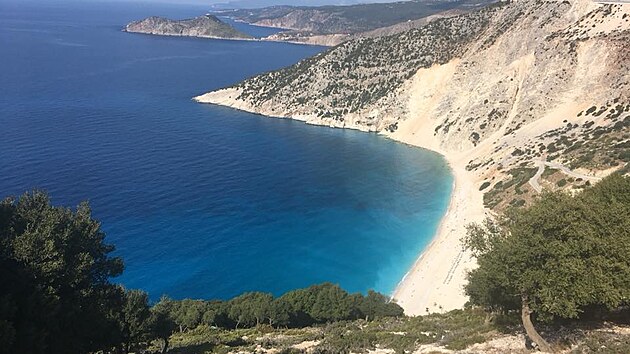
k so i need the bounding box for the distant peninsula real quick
[124,14,253,40]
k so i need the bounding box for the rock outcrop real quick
[124,15,253,40]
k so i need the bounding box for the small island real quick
[124,14,253,40]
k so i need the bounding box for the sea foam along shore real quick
[193,87,488,316]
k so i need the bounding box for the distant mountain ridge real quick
[124,14,253,40]
[210,0,396,10]
[216,0,494,35]
[263,7,469,46]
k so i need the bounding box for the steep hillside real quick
[197,0,629,206]
[218,0,495,37]
[263,7,470,46]
[199,5,497,127]
[124,15,253,40]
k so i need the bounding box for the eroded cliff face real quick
[196,0,629,209]
[124,15,253,40]
[392,0,629,209]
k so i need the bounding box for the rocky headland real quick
[124,15,253,40]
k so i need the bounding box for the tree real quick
[268,297,291,327]
[357,290,404,321]
[201,300,231,328]
[227,292,274,328]
[118,289,151,353]
[309,283,352,323]
[464,174,630,352]
[150,297,177,354]
[170,299,207,331]
[279,283,353,324]
[0,255,49,354]
[0,191,124,354]
[278,287,318,327]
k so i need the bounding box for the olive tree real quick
[464,174,630,352]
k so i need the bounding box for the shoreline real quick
[122,29,257,42]
[193,89,487,315]
[389,156,485,315]
[123,29,332,47]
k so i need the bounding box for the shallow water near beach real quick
[0,0,452,300]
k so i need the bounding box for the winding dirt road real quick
[528,160,602,193]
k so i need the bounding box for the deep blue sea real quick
[0,0,453,300]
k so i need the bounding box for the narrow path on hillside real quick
[528,159,602,193]
[529,161,546,193]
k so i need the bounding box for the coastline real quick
[123,29,333,47]
[193,89,488,315]
[386,96,488,314]
[122,29,257,42]
[389,158,486,315]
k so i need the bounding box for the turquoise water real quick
[0,0,453,300]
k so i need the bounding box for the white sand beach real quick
[390,158,487,315]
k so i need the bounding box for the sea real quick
[0,0,453,300]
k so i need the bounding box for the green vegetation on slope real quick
[465,173,630,351]
[162,306,630,353]
[235,5,500,121]
[165,307,507,354]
